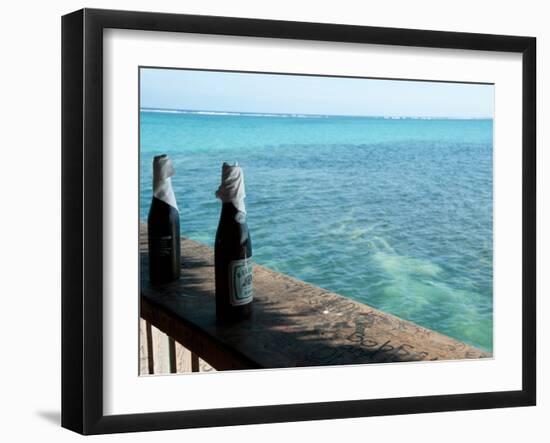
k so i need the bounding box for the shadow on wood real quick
[139,224,490,372]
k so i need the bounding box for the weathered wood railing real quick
[139,318,211,375]
[139,225,490,374]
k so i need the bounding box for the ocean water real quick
[140,110,493,352]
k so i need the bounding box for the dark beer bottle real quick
[147,154,181,284]
[215,162,253,322]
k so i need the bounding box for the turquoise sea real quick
[140,109,493,352]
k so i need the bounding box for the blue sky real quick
[140,68,494,119]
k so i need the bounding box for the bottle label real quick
[150,235,173,257]
[229,257,253,306]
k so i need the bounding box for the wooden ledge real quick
[140,226,490,370]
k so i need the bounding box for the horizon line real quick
[140,106,493,120]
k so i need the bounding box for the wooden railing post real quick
[191,353,200,372]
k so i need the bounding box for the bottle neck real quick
[152,155,178,211]
[153,177,178,211]
[216,163,246,214]
[220,201,238,217]
[153,176,172,192]
[220,202,246,224]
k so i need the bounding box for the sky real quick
[140,68,494,119]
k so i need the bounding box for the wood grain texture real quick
[139,318,214,375]
[140,224,490,370]
[139,318,149,375]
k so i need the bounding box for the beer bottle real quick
[214,162,253,322]
[147,154,181,284]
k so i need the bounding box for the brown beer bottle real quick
[147,154,181,284]
[214,162,253,322]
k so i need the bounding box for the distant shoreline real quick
[140,107,493,121]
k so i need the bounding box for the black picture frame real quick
[61,8,536,435]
